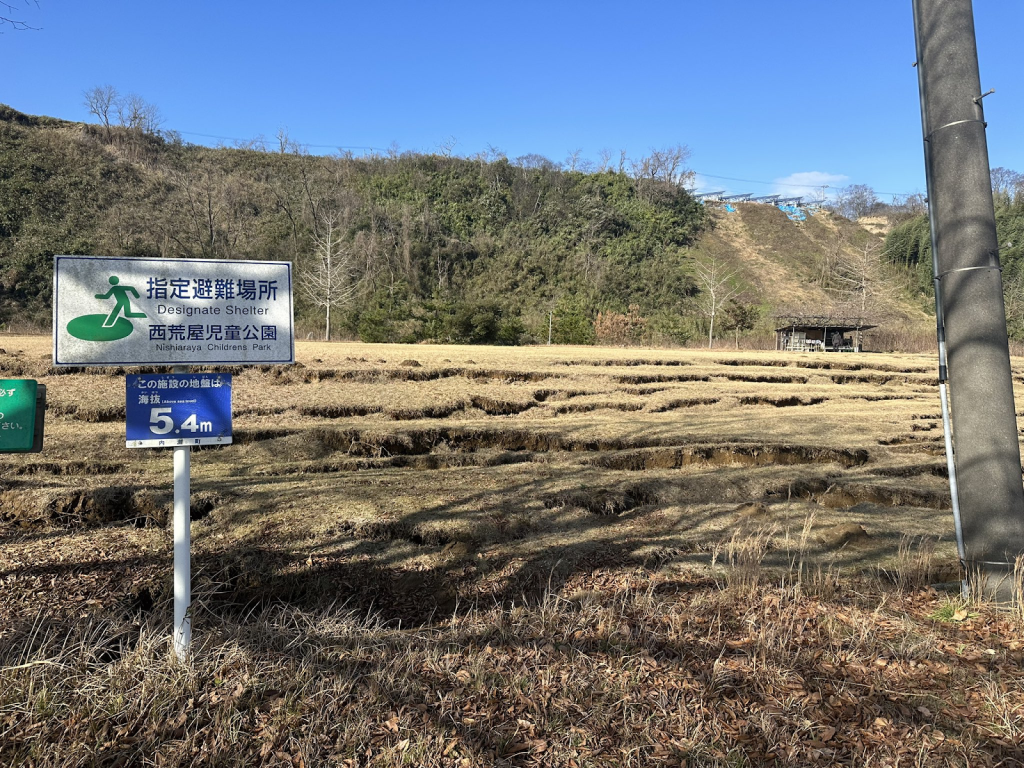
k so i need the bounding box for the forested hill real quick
[883,186,1024,341]
[1,104,932,347]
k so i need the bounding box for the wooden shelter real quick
[774,315,876,352]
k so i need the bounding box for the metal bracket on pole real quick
[973,88,995,105]
[935,265,1001,280]
[923,118,987,141]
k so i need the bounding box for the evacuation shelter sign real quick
[53,256,294,366]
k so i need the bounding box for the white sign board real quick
[53,256,294,366]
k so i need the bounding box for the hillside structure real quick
[774,314,876,352]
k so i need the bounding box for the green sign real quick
[0,379,44,453]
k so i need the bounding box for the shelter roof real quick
[774,314,877,332]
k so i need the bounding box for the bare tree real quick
[885,192,927,224]
[235,134,269,152]
[825,238,899,347]
[298,211,359,341]
[629,145,694,186]
[815,230,846,288]
[1,0,39,30]
[437,136,458,158]
[83,85,117,141]
[83,85,162,146]
[166,161,230,259]
[513,153,558,171]
[117,92,162,134]
[277,127,304,154]
[629,145,695,203]
[832,184,881,219]
[991,167,1023,200]
[693,257,739,349]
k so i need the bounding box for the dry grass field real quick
[2,335,1024,767]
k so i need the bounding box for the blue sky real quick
[3,1,1022,202]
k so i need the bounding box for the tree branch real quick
[1,0,40,30]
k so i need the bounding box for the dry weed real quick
[711,524,776,596]
[3,572,1024,766]
[5,335,1023,765]
[892,534,938,592]
[1013,553,1024,626]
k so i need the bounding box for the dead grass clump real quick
[739,395,826,407]
[0,490,47,526]
[468,396,536,416]
[593,444,867,472]
[1015,555,1024,625]
[783,478,948,510]
[298,404,382,418]
[546,485,658,516]
[716,357,793,369]
[649,396,720,412]
[4,568,1024,766]
[130,488,172,526]
[818,522,872,550]
[45,402,129,422]
[886,535,939,592]
[189,491,221,522]
[712,526,777,595]
[0,460,123,479]
[553,401,643,415]
[74,405,127,423]
[614,372,710,384]
[734,501,769,521]
[15,486,165,528]
[232,427,293,445]
[387,403,466,420]
[727,373,810,384]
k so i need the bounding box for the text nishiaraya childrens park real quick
[54,256,294,366]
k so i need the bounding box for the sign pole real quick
[126,370,232,657]
[172,365,191,659]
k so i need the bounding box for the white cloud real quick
[772,171,849,199]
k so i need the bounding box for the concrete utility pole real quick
[913,0,1024,597]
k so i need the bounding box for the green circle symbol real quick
[67,314,135,341]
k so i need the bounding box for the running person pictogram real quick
[67,275,149,342]
[95,276,147,328]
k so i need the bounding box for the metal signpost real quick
[126,372,232,657]
[54,255,293,659]
[0,379,45,454]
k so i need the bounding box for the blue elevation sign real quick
[126,373,232,448]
